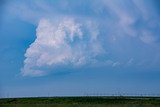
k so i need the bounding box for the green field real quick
[0,96,160,107]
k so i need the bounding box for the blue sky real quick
[0,0,160,98]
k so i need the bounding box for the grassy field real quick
[0,96,160,107]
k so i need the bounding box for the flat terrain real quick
[0,96,160,107]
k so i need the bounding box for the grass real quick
[0,96,160,107]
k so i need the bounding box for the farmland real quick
[0,96,160,107]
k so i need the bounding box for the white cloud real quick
[112,61,121,67]
[21,18,104,76]
[140,31,157,44]
[10,0,160,76]
[126,58,134,66]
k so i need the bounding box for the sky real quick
[0,0,160,98]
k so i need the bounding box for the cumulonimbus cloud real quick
[21,18,104,76]
[15,0,160,76]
